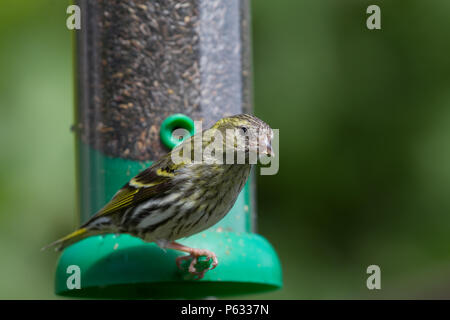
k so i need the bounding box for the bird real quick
[43,114,274,279]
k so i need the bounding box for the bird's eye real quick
[240,126,248,134]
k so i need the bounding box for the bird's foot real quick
[175,248,218,280]
[166,242,218,280]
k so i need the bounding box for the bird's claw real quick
[176,250,218,280]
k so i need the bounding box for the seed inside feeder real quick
[75,0,252,161]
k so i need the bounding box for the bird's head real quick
[207,114,274,161]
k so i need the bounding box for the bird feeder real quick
[55,0,282,298]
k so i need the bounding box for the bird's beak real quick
[262,135,274,157]
[266,143,273,157]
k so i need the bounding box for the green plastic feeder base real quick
[55,231,282,299]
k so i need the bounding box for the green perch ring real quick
[160,113,196,149]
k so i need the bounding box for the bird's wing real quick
[96,159,178,217]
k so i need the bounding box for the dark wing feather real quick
[95,157,178,217]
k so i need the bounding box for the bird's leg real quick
[166,242,218,279]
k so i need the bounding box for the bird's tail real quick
[41,228,94,252]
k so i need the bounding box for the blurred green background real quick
[1,0,450,299]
